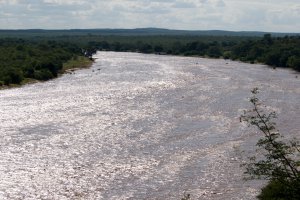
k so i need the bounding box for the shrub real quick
[33,69,54,81]
[241,88,300,199]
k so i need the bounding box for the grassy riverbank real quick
[62,56,94,72]
[1,33,299,90]
[0,56,93,90]
[0,36,98,89]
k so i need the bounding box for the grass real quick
[62,56,93,72]
[0,56,94,90]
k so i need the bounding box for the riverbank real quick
[1,52,299,199]
[0,56,93,90]
[62,56,94,73]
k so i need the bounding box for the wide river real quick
[0,52,299,200]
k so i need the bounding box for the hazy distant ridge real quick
[0,28,298,37]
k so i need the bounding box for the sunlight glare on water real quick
[0,52,299,199]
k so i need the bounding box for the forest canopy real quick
[0,33,299,86]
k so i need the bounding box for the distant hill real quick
[0,28,298,37]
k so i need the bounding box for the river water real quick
[0,52,299,199]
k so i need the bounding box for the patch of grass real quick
[62,56,93,72]
[0,78,39,90]
[0,56,93,90]
[21,78,39,85]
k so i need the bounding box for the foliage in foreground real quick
[241,88,300,199]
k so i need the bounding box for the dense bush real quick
[1,34,299,86]
[0,39,89,85]
[83,34,300,71]
[258,179,300,200]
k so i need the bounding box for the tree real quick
[264,50,281,67]
[262,34,273,45]
[206,46,222,58]
[287,56,300,71]
[241,88,300,199]
[154,45,163,53]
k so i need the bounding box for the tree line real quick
[0,34,299,86]
[0,38,95,86]
[86,34,300,71]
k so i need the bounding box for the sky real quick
[0,0,299,32]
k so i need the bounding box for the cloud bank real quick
[0,0,299,32]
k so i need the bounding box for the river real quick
[0,52,299,199]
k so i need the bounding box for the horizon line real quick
[0,28,299,34]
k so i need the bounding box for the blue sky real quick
[0,0,299,32]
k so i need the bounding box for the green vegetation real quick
[0,38,95,88]
[0,31,299,197]
[62,56,93,72]
[83,34,300,71]
[241,88,300,200]
[0,31,299,88]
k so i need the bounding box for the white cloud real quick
[0,0,299,32]
[43,0,86,5]
[0,0,19,4]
